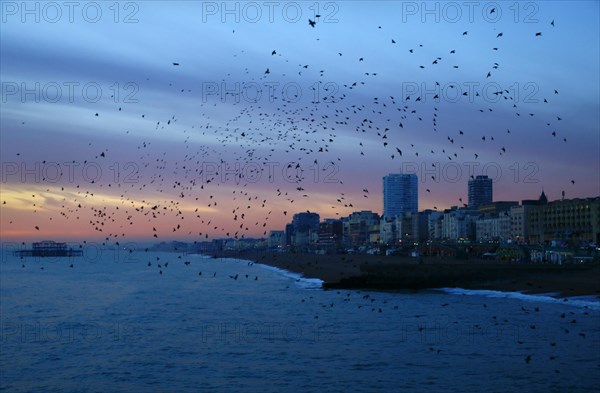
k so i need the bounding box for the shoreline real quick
[207,250,600,299]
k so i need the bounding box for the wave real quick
[204,256,324,289]
[255,263,324,290]
[435,287,600,310]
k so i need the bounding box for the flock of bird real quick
[4,14,573,246]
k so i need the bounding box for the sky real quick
[1,1,599,242]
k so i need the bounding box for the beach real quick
[211,250,600,298]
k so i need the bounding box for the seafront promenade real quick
[208,250,600,298]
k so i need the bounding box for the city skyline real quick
[274,190,598,249]
[1,2,599,241]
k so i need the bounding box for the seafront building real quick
[474,202,519,243]
[341,210,380,247]
[318,219,344,250]
[468,175,493,209]
[383,173,418,219]
[510,192,548,243]
[287,212,320,247]
[475,214,512,242]
[268,230,286,248]
[525,196,600,245]
[441,206,479,240]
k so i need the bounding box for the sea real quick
[1,247,599,393]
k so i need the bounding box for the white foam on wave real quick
[206,257,324,289]
[436,287,600,310]
[255,263,324,290]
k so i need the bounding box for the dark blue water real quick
[2,249,599,392]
